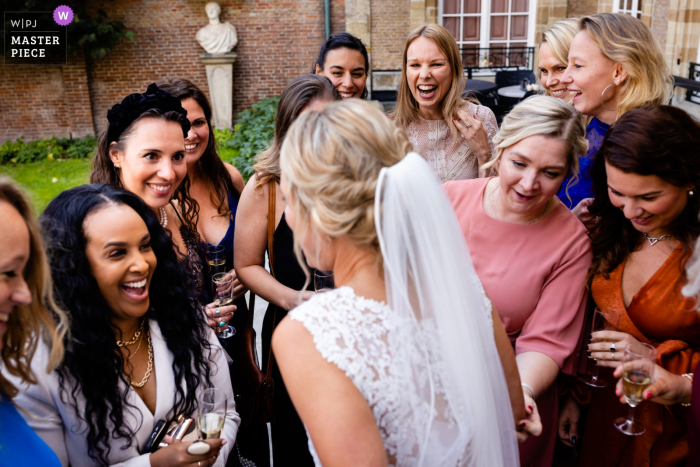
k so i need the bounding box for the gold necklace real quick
[129,327,153,389]
[116,318,145,347]
[124,331,143,360]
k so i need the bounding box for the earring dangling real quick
[601,84,617,112]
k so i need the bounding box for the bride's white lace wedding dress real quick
[290,285,493,466]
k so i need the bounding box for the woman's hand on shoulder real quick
[614,361,693,406]
[149,436,226,467]
[588,331,639,368]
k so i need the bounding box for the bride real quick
[272,99,535,466]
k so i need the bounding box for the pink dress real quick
[444,177,592,467]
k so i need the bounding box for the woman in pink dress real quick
[444,95,591,467]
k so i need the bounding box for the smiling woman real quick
[314,32,369,99]
[392,24,498,183]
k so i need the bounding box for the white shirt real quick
[4,321,239,467]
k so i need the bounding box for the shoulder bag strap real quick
[265,180,278,379]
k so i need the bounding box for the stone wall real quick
[1,0,344,143]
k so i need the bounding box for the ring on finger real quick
[611,352,615,360]
[465,122,473,128]
[610,343,616,352]
[216,309,220,316]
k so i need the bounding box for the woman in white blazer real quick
[5,184,239,467]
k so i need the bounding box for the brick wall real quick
[1,0,344,143]
[371,0,411,70]
[0,52,94,142]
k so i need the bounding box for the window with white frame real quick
[612,0,642,18]
[440,0,536,68]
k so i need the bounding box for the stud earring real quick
[689,190,695,197]
[114,163,120,169]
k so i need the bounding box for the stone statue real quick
[196,2,238,55]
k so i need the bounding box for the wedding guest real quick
[392,24,498,183]
[444,95,591,467]
[274,97,526,466]
[91,83,235,335]
[559,13,673,211]
[538,18,578,102]
[5,184,239,467]
[155,77,264,466]
[314,32,369,99]
[0,177,67,466]
[559,106,700,466]
[234,74,340,466]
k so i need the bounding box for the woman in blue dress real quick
[0,177,67,466]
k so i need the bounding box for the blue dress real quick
[557,117,611,209]
[0,396,61,466]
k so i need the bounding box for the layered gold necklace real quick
[116,318,154,388]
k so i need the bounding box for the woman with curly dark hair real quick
[557,106,700,466]
[6,184,239,466]
[90,83,236,335]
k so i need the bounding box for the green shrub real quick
[226,96,279,180]
[0,135,98,165]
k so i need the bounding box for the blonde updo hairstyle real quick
[482,95,588,200]
[392,24,467,140]
[280,99,413,281]
[538,18,579,93]
[579,13,672,118]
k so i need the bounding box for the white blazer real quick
[5,321,240,467]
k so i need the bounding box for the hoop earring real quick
[600,84,616,112]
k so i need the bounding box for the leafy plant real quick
[0,135,98,165]
[2,0,134,59]
[226,96,279,180]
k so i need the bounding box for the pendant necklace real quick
[643,232,670,246]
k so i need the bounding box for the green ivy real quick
[226,96,279,180]
[0,135,98,165]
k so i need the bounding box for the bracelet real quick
[682,373,693,407]
[522,383,535,400]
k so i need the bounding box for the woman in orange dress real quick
[558,105,700,466]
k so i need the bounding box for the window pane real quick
[461,43,480,68]
[626,0,632,9]
[491,0,507,13]
[444,0,460,14]
[464,0,481,14]
[512,0,528,12]
[463,17,480,41]
[490,16,507,40]
[488,42,507,66]
[444,17,459,40]
[509,41,527,66]
[510,15,528,40]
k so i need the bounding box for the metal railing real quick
[686,62,700,104]
[461,46,535,79]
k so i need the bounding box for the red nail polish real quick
[528,405,533,411]
[519,421,527,427]
[645,392,651,399]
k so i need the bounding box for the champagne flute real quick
[197,388,227,440]
[205,244,226,276]
[314,270,335,293]
[581,308,619,388]
[614,342,657,436]
[213,272,235,338]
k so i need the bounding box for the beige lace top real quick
[406,101,498,183]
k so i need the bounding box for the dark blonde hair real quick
[392,24,468,140]
[0,176,68,400]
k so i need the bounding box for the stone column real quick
[200,52,237,130]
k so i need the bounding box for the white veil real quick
[374,153,519,466]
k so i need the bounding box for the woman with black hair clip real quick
[5,184,239,467]
[314,32,369,99]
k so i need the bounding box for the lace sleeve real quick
[476,104,499,177]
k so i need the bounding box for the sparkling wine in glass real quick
[213,272,235,338]
[197,388,227,440]
[205,244,226,276]
[314,270,334,293]
[614,342,657,436]
[581,308,619,388]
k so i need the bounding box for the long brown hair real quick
[253,74,340,192]
[587,106,700,284]
[391,24,469,140]
[155,77,240,217]
[0,176,68,399]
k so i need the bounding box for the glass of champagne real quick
[213,272,235,338]
[205,244,226,276]
[314,270,335,293]
[614,342,657,436]
[581,308,619,388]
[197,388,227,441]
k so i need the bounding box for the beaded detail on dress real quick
[405,101,498,183]
[290,286,493,466]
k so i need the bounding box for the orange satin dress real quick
[578,247,700,467]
